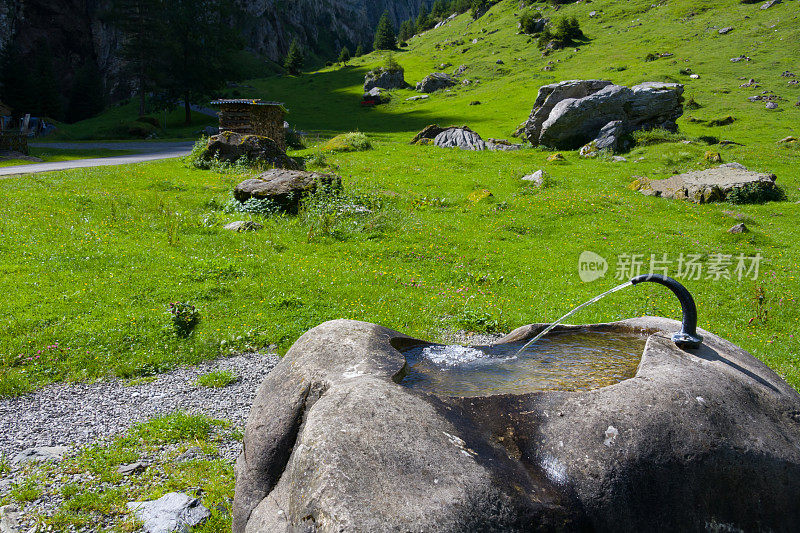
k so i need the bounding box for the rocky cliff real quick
[0,0,430,103]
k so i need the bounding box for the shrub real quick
[305,151,329,168]
[185,136,210,168]
[121,411,221,445]
[383,53,401,72]
[455,309,505,333]
[323,132,372,152]
[727,183,787,205]
[221,195,280,216]
[519,12,543,34]
[169,302,200,338]
[632,128,685,146]
[537,17,584,49]
[644,52,659,62]
[195,370,239,388]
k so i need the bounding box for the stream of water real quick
[512,281,633,357]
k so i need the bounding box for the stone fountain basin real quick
[233,317,800,533]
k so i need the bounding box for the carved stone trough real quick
[233,317,800,532]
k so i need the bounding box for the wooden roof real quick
[210,99,287,112]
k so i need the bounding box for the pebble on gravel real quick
[127,492,209,533]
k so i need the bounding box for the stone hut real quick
[210,99,287,151]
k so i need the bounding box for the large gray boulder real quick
[233,169,342,213]
[433,127,487,150]
[204,132,300,169]
[416,72,456,93]
[233,318,800,532]
[522,80,684,150]
[632,163,779,203]
[363,68,406,92]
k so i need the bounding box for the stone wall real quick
[218,104,286,151]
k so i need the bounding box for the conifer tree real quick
[337,46,351,66]
[373,12,396,51]
[416,4,432,32]
[355,44,364,57]
[104,0,164,116]
[284,38,305,75]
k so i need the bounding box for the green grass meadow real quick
[1,0,799,396]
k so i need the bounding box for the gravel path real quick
[0,352,279,459]
[0,141,194,177]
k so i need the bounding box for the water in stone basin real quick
[400,330,647,397]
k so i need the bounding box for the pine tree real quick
[399,19,418,41]
[373,12,396,51]
[66,61,105,123]
[284,38,305,75]
[416,4,432,32]
[337,46,351,66]
[31,41,64,120]
[470,0,487,20]
[159,0,244,124]
[104,0,165,116]
[432,0,449,19]
[355,44,364,57]
[0,43,37,118]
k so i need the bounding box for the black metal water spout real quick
[630,274,703,349]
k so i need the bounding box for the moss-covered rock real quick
[205,131,301,169]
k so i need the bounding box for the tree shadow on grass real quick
[246,67,470,136]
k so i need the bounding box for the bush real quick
[195,370,239,388]
[383,53,402,72]
[632,128,685,146]
[519,12,543,34]
[169,302,200,338]
[538,16,584,49]
[727,183,787,205]
[323,132,372,152]
[219,194,280,216]
[135,116,160,127]
[125,121,157,138]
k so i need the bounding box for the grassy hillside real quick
[2,0,798,392]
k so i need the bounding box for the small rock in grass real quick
[765,102,778,110]
[467,189,493,203]
[127,492,209,533]
[777,136,796,143]
[689,74,700,79]
[406,95,429,101]
[761,0,781,9]
[718,27,734,34]
[704,151,723,163]
[11,446,69,467]
[612,156,627,162]
[176,446,204,462]
[522,170,546,186]
[223,221,263,232]
[495,59,504,64]
[547,153,565,162]
[0,504,22,532]
[118,462,147,475]
[728,223,749,234]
